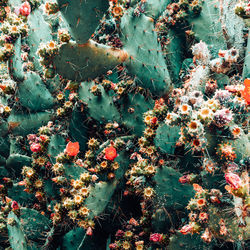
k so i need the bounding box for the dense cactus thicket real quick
[0,0,249,249]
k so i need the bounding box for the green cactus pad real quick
[53,40,127,81]
[9,37,25,82]
[154,124,181,155]
[7,212,28,250]
[27,8,53,71]
[57,0,109,44]
[78,81,121,122]
[6,154,32,175]
[61,227,106,250]
[85,181,118,218]
[64,163,87,180]
[220,0,246,54]
[19,207,51,242]
[69,108,88,152]
[7,111,53,136]
[188,0,227,54]
[120,9,172,95]
[153,166,195,210]
[168,232,213,250]
[143,0,171,19]
[47,134,66,163]
[208,206,250,241]
[219,131,250,163]
[243,33,250,80]
[0,119,9,137]
[17,72,54,111]
[165,29,186,84]
[120,93,154,136]
[8,183,35,206]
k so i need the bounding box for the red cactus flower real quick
[105,146,117,161]
[11,201,19,210]
[30,143,41,152]
[199,212,209,221]
[115,229,124,237]
[225,172,242,189]
[2,177,11,183]
[59,188,66,194]
[129,218,139,226]
[35,192,44,201]
[86,227,93,236]
[39,135,48,142]
[210,196,221,204]
[27,134,36,141]
[123,190,129,196]
[179,175,189,184]
[180,224,193,235]
[151,117,158,124]
[66,141,80,156]
[18,181,26,186]
[19,1,31,17]
[150,233,163,242]
[109,243,118,249]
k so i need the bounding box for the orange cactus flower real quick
[241,78,250,105]
[193,183,203,193]
[5,196,12,203]
[105,146,117,161]
[66,141,80,157]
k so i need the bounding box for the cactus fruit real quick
[0,0,249,249]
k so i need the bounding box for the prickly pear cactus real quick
[0,0,249,249]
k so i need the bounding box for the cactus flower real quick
[129,218,139,226]
[66,142,80,157]
[19,1,31,17]
[115,229,124,237]
[86,227,93,236]
[179,175,189,184]
[151,117,158,124]
[11,201,19,210]
[109,243,118,249]
[180,224,193,235]
[150,233,163,242]
[105,146,117,161]
[30,143,42,152]
[241,78,250,105]
[201,228,212,243]
[225,172,242,189]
